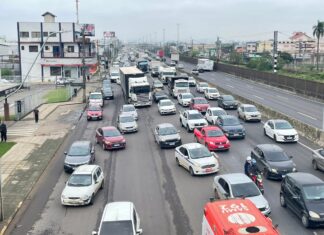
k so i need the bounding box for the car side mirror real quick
[289,156,293,159]
[91,150,95,154]
[212,152,219,159]
[224,192,229,198]
[292,195,300,200]
[64,151,67,155]
[92,231,98,235]
[136,228,143,234]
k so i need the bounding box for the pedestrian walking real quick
[87,75,90,81]
[34,108,39,123]
[0,121,7,142]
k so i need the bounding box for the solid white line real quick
[253,95,264,100]
[297,112,317,120]
[276,95,289,100]
[298,141,315,152]
[226,85,234,88]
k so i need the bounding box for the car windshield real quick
[200,83,208,87]
[188,113,204,120]
[88,106,101,111]
[223,95,234,101]
[163,72,175,76]
[159,127,177,135]
[111,73,119,76]
[68,174,92,187]
[176,82,188,87]
[245,106,258,112]
[89,94,102,99]
[275,121,293,130]
[232,182,260,197]
[189,146,212,159]
[195,99,208,104]
[223,117,240,126]
[99,221,133,235]
[208,88,218,93]
[265,151,290,162]
[120,116,135,123]
[213,110,226,116]
[123,106,135,112]
[154,81,162,86]
[182,94,193,99]
[68,145,89,156]
[103,129,121,137]
[302,184,324,201]
[206,129,223,137]
[160,101,173,106]
[133,86,150,93]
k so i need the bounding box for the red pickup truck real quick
[194,126,230,151]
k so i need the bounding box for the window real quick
[19,32,29,38]
[93,173,97,183]
[96,168,102,178]
[50,67,61,76]
[29,46,38,52]
[67,46,74,53]
[21,46,24,50]
[43,32,48,37]
[31,32,41,38]
[49,32,56,37]
[45,46,49,50]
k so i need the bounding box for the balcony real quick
[42,52,96,58]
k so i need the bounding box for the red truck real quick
[194,126,230,151]
[189,97,210,114]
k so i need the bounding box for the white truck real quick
[167,75,190,98]
[110,68,120,83]
[179,110,208,132]
[159,67,177,85]
[197,59,214,71]
[171,53,180,63]
[149,61,162,77]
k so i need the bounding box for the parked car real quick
[92,201,143,235]
[153,91,169,103]
[64,141,95,173]
[95,126,126,150]
[215,115,245,139]
[204,87,220,100]
[102,87,114,100]
[117,114,138,134]
[89,92,103,107]
[194,126,230,151]
[177,92,194,107]
[152,80,164,91]
[176,63,184,69]
[158,99,176,115]
[312,148,324,171]
[264,119,299,143]
[191,68,199,75]
[188,77,196,87]
[213,173,271,216]
[154,123,182,148]
[251,144,297,179]
[217,95,238,110]
[189,97,210,114]
[196,82,209,93]
[238,104,261,122]
[175,143,220,176]
[205,107,227,125]
[86,105,103,121]
[120,104,138,120]
[61,165,104,206]
[280,172,324,228]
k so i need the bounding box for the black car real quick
[251,144,296,180]
[153,91,169,103]
[102,88,114,100]
[218,95,238,110]
[280,172,324,228]
[215,115,245,139]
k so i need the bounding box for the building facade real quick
[17,12,97,83]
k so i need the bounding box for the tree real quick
[229,52,243,65]
[313,20,324,71]
[1,68,12,76]
[279,52,293,64]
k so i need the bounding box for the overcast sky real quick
[1,0,323,43]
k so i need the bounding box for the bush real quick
[1,68,13,76]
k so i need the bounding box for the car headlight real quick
[309,211,320,219]
[61,194,67,199]
[105,140,111,144]
[276,133,284,136]
[208,142,215,145]
[292,168,297,172]
[271,168,278,173]
[121,139,126,143]
[265,204,270,209]
[225,140,229,144]
[81,194,90,200]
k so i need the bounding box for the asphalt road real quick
[6,77,324,235]
[178,60,324,130]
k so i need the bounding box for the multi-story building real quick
[17,12,97,83]
[256,40,273,53]
[278,32,315,58]
[245,41,257,54]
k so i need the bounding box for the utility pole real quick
[82,27,86,103]
[76,0,79,24]
[0,167,3,221]
[273,30,278,73]
[177,23,180,49]
[162,28,165,47]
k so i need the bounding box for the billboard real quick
[78,24,95,36]
[104,31,115,38]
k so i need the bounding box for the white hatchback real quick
[121,104,138,120]
[177,92,194,107]
[158,99,176,115]
[204,87,220,100]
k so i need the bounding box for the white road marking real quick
[276,95,289,100]
[253,95,264,100]
[226,84,234,88]
[60,109,71,116]
[297,112,317,120]
[246,85,252,88]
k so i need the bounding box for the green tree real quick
[1,68,12,76]
[279,52,293,64]
[229,52,243,65]
[313,20,324,71]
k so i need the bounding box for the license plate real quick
[233,133,240,136]
[205,168,213,172]
[218,145,224,148]
[230,106,233,108]
[286,137,292,140]
[114,144,120,147]
[169,142,175,145]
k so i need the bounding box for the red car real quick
[189,97,210,113]
[194,126,230,151]
[87,105,103,120]
[95,126,126,150]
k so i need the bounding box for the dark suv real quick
[280,172,324,228]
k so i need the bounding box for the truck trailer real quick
[167,74,190,98]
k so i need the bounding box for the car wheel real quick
[189,167,195,176]
[214,189,219,199]
[263,128,267,136]
[312,160,318,170]
[186,125,191,133]
[180,119,183,127]
[243,115,247,121]
[264,168,270,179]
[280,193,286,207]
[176,157,180,166]
[95,138,99,144]
[274,134,278,142]
[102,143,106,151]
[89,194,94,205]
[194,136,199,143]
[100,180,104,190]
[302,214,310,228]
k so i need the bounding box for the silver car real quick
[237,104,261,122]
[121,104,138,120]
[154,123,182,148]
[117,114,138,133]
[312,148,324,171]
[213,173,271,216]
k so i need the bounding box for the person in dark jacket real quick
[244,156,253,176]
[34,108,39,123]
[0,121,7,142]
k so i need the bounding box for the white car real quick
[177,92,194,107]
[204,87,220,100]
[158,99,176,115]
[61,165,104,206]
[121,104,138,120]
[188,77,196,87]
[205,107,227,125]
[92,201,143,235]
[89,92,103,107]
[196,82,209,93]
[238,104,261,122]
[117,114,138,133]
[175,143,220,176]
[179,110,208,132]
[264,119,299,143]
[176,63,184,69]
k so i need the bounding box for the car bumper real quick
[189,83,196,87]
[225,132,245,139]
[207,143,231,151]
[120,127,138,133]
[104,142,126,150]
[103,96,114,100]
[194,166,220,175]
[181,102,190,107]
[160,139,182,148]
[61,197,91,206]
[133,102,152,107]
[276,135,299,142]
[160,109,176,115]
[223,104,238,109]
[87,115,102,120]
[64,163,87,172]
[267,169,294,179]
[207,95,220,100]
[309,217,324,225]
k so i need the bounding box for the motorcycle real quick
[250,172,264,194]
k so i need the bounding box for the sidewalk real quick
[0,80,100,234]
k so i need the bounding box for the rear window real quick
[99,221,133,235]
[90,93,102,99]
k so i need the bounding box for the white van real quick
[92,201,143,235]
[89,92,103,107]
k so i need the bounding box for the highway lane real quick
[178,60,324,129]
[8,77,324,235]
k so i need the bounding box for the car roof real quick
[220,115,237,120]
[257,144,283,152]
[222,94,233,98]
[180,92,192,96]
[119,113,134,118]
[102,202,134,222]
[157,123,175,128]
[71,140,90,147]
[287,172,323,186]
[218,173,252,184]
[193,97,206,100]
[123,104,135,108]
[101,126,118,131]
[160,99,172,102]
[181,143,203,149]
[186,110,200,114]
[241,104,255,108]
[73,164,99,174]
[270,119,288,123]
[203,126,221,131]
[199,82,208,85]
[208,107,224,111]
